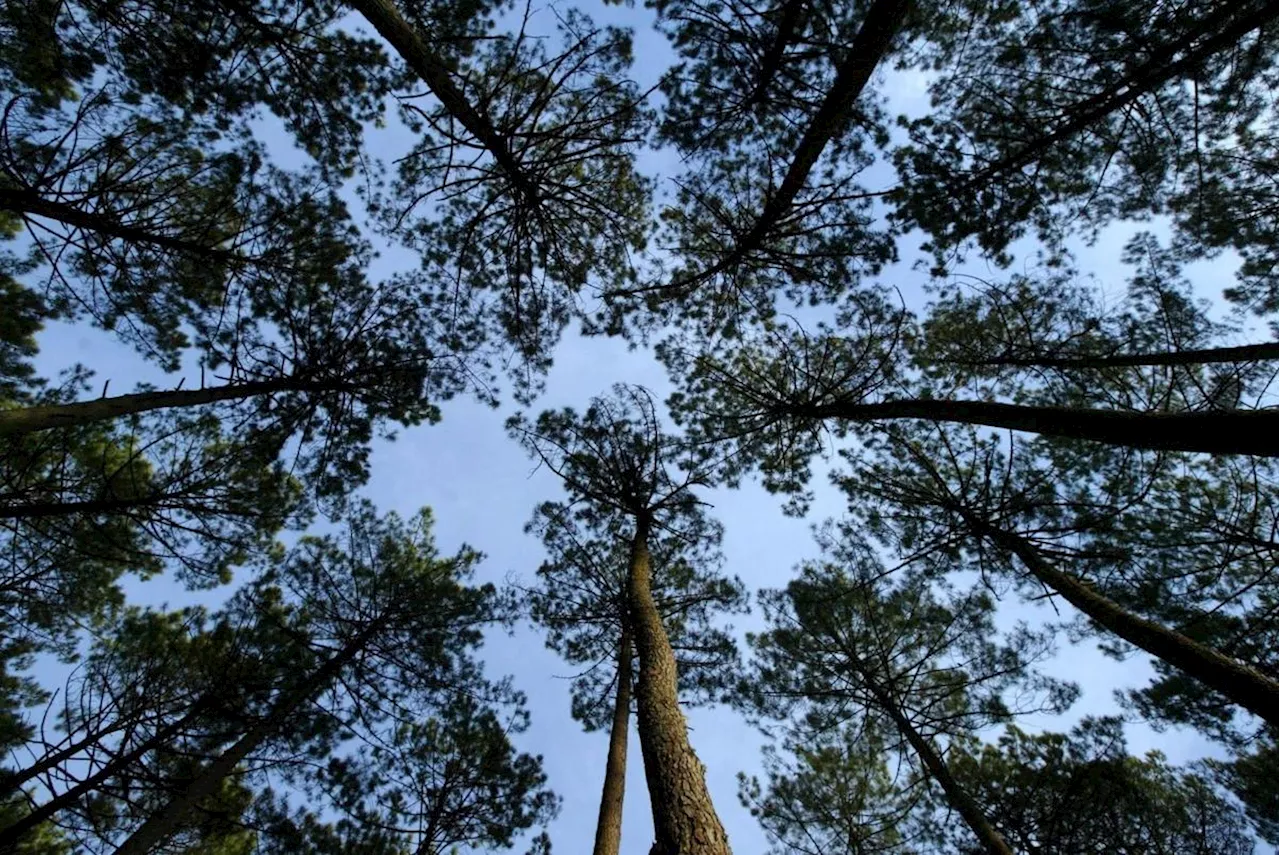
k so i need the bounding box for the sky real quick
[21,1,1269,853]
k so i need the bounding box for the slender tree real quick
[0,502,552,855]
[738,724,921,855]
[510,385,735,855]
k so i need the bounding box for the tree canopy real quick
[0,0,1274,852]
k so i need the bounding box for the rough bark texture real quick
[627,518,732,855]
[983,521,1279,726]
[111,624,380,855]
[592,628,632,855]
[863,676,1013,855]
[807,399,1277,457]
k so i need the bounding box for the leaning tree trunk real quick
[593,627,633,855]
[979,521,1279,726]
[807,399,1276,457]
[863,675,1013,855]
[0,376,341,437]
[626,517,732,855]
[949,341,1277,371]
[111,622,381,855]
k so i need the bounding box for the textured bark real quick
[948,342,1277,370]
[804,399,1277,457]
[592,628,632,855]
[862,676,1013,855]
[111,623,381,855]
[627,518,731,855]
[980,521,1279,726]
[0,377,334,437]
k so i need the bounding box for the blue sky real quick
[23,1,1269,853]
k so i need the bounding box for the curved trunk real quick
[627,518,731,855]
[863,676,1012,855]
[981,522,1279,726]
[807,399,1276,457]
[592,627,633,855]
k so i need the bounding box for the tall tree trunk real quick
[111,623,381,855]
[593,627,633,855]
[744,0,806,108]
[0,493,205,521]
[862,675,1013,855]
[948,341,1277,370]
[804,399,1276,457]
[0,718,145,797]
[959,1,1270,191]
[626,517,731,855]
[617,0,910,299]
[346,0,535,204]
[978,520,1279,726]
[0,378,334,437]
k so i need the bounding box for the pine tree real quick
[524,497,745,855]
[511,385,735,855]
[740,528,1074,855]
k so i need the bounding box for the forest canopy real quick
[0,0,1275,853]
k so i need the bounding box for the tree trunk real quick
[111,623,380,855]
[863,676,1013,855]
[626,517,731,855]
[745,0,806,108]
[0,378,332,437]
[980,521,1279,726]
[806,399,1276,457]
[0,720,140,797]
[959,2,1269,191]
[949,341,1277,370]
[0,188,246,266]
[593,627,632,855]
[347,0,535,204]
[0,493,204,521]
[617,0,910,299]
